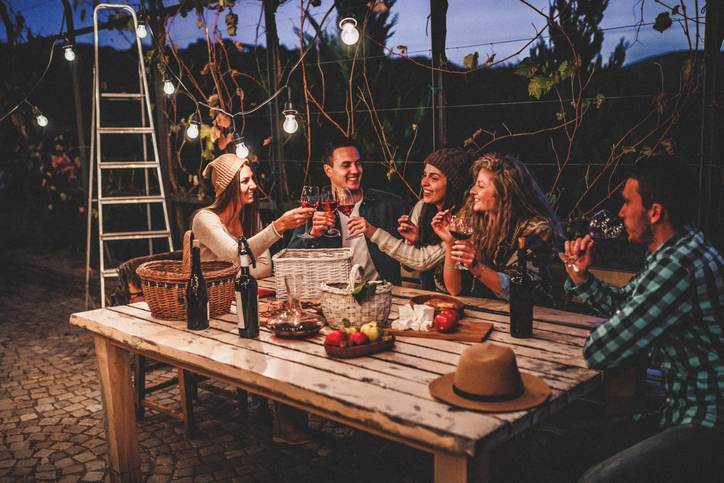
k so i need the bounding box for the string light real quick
[31,105,48,127]
[339,18,360,46]
[282,100,299,134]
[234,137,249,158]
[163,79,175,95]
[63,38,76,62]
[186,120,200,140]
[136,22,148,39]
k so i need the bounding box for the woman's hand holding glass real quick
[450,239,478,271]
[274,206,316,234]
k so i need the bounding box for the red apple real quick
[434,311,458,333]
[349,331,370,345]
[324,329,348,347]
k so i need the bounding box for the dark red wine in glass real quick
[321,200,338,212]
[337,204,354,216]
[320,186,340,237]
[450,230,472,241]
[298,185,319,239]
[300,200,318,209]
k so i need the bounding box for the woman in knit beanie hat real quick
[365,147,473,292]
[191,153,314,279]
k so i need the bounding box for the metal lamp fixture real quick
[339,17,360,46]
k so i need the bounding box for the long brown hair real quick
[461,153,562,267]
[204,167,261,237]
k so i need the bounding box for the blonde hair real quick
[460,153,562,267]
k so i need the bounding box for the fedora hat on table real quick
[429,342,550,412]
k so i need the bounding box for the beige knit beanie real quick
[202,154,246,197]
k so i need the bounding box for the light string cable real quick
[0,7,66,124]
[155,0,339,123]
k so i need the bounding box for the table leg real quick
[94,336,141,483]
[434,451,490,483]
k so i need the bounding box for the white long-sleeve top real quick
[368,200,446,271]
[191,209,281,279]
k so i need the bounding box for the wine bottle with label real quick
[186,239,209,330]
[509,236,533,338]
[235,236,259,338]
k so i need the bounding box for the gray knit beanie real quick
[423,148,474,195]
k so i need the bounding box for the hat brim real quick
[429,372,551,412]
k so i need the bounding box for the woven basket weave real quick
[272,248,352,300]
[136,231,239,320]
[320,265,392,329]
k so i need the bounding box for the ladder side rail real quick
[84,68,98,309]
[93,7,107,307]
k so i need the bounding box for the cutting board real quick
[387,318,493,342]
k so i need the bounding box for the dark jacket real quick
[288,188,407,285]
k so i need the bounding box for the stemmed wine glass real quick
[336,187,359,239]
[449,214,474,270]
[320,186,340,237]
[297,185,319,240]
[560,209,625,272]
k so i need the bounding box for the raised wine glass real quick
[320,186,340,238]
[560,209,625,272]
[449,214,474,270]
[336,187,359,239]
[297,185,319,240]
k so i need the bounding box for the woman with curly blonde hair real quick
[432,153,562,305]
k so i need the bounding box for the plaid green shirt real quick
[566,228,724,431]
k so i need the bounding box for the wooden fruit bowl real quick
[324,335,395,359]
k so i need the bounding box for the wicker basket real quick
[136,231,239,320]
[320,265,392,329]
[272,248,352,300]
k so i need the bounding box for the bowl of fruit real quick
[324,321,395,358]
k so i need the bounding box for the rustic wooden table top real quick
[70,277,605,482]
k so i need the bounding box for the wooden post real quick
[264,0,288,206]
[94,336,141,483]
[61,0,89,190]
[429,0,449,149]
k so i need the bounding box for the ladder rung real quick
[98,127,153,134]
[99,161,158,169]
[99,195,165,205]
[102,269,119,278]
[101,230,170,241]
[101,92,143,99]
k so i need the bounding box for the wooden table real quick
[69,279,605,483]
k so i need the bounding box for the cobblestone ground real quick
[0,268,433,482]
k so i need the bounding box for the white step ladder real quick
[84,3,174,308]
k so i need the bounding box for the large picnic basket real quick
[320,265,392,329]
[136,231,239,320]
[272,248,352,300]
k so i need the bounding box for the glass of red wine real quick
[449,214,474,270]
[320,186,340,237]
[336,187,359,239]
[560,209,625,272]
[297,185,319,239]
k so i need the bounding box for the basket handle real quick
[346,264,365,291]
[182,230,193,274]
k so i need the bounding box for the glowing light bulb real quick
[136,23,148,39]
[186,122,200,140]
[339,18,360,46]
[235,140,249,158]
[163,79,175,95]
[283,114,298,134]
[36,113,49,127]
[63,45,76,62]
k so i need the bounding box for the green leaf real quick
[653,12,672,33]
[351,283,376,304]
[463,52,479,70]
[515,57,536,78]
[528,75,552,100]
[594,93,605,108]
[558,60,570,80]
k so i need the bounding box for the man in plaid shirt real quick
[563,156,723,482]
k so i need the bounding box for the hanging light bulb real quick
[339,18,360,46]
[63,39,76,62]
[234,138,249,158]
[136,22,148,39]
[162,79,175,95]
[31,105,48,127]
[282,101,299,134]
[186,121,200,140]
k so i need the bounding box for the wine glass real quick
[320,186,340,237]
[336,187,359,239]
[449,214,474,270]
[560,209,625,272]
[297,185,319,240]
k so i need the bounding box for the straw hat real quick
[429,343,550,412]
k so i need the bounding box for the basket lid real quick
[272,248,352,262]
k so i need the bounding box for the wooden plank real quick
[387,320,493,342]
[435,452,472,483]
[71,308,503,455]
[93,336,141,483]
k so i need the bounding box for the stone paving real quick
[0,261,433,483]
